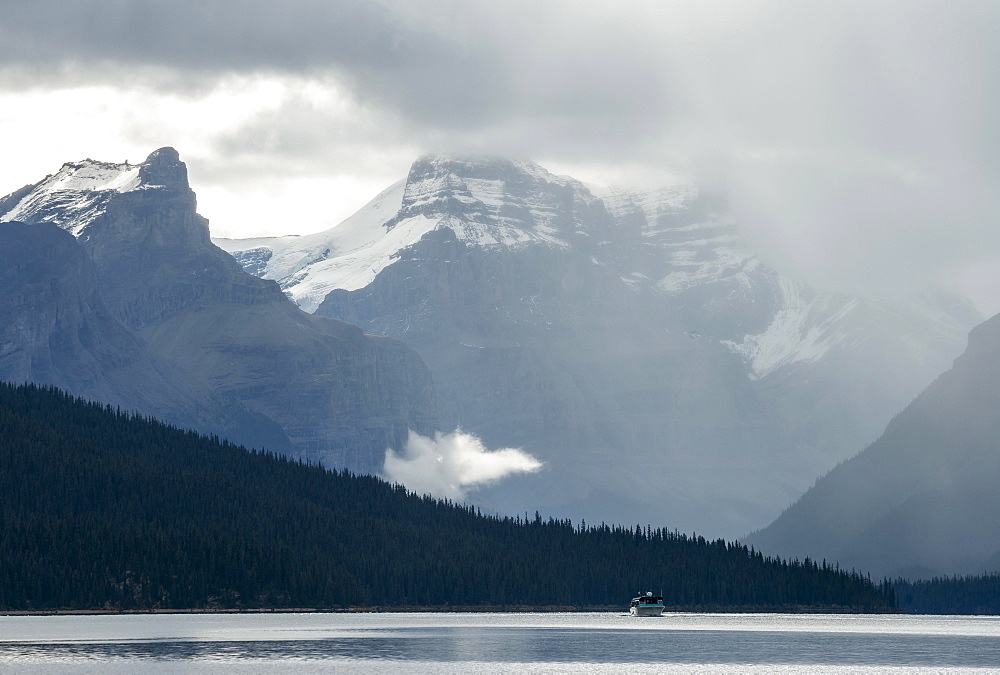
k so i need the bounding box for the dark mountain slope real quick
[748,313,1000,578]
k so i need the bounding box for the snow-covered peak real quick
[0,147,186,236]
[33,160,141,194]
[412,155,581,190]
[387,155,604,248]
[215,156,612,311]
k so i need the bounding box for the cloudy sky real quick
[2,0,999,313]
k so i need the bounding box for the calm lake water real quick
[1,611,999,672]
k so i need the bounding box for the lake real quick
[1,611,999,672]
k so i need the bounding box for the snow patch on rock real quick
[723,279,850,377]
[2,159,149,235]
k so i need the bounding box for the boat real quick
[629,591,664,616]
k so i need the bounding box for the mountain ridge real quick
[747,311,1000,578]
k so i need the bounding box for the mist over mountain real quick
[0,148,436,471]
[217,155,979,537]
[748,312,1000,579]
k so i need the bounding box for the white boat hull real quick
[629,604,664,617]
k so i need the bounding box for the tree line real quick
[0,382,895,611]
[895,575,1000,614]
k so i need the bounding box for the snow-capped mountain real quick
[216,155,979,537]
[216,156,613,312]
[0,148,437,471]
[220,157,974,383]
[1,148,205,240]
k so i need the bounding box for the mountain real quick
[0,148,436,472]
[0,381,895,612]
[747,313,1000,579]
[216,156,979,537]
[216,156,617,313]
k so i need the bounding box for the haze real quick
[1,0,998,314]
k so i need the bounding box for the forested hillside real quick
[0,383,894,612]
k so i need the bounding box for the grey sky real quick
[2,0,999,313]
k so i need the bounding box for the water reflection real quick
[2,625,1000,668]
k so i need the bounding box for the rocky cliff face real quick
[218,155,979,538]
[0,149,437,472]
[748,313,1000,578]
[0,220,289,451]
[0,219,158,398]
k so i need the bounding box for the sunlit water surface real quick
[1,611,999,672]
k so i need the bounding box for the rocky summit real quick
[0,148,437,472]
[218,155,979,538]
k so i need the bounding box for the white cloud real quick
[382,430,542,501]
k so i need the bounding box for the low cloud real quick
[383,429,542,501]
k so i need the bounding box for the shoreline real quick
[1,604,901,617]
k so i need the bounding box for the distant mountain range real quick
[216,155,979,537]
[0,148,436,472]
[4,145,996,569]
[748,312,1000,578]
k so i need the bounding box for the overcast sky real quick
[1,0,999,314]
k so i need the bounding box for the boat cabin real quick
[630,592,664,608]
